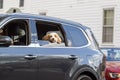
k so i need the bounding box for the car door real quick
[34,20,77,80]
[35,48,77,80]
[0,19,38,80]
[0,47,38,80]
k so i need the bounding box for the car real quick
[101,48,120,80]
[0,13,105,80]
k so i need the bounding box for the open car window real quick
[0,19,30,46]
[35,20,66,47]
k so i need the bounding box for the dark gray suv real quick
[0,13,105,80]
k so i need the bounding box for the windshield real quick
[0,15,8,25]
[101,48,120,61]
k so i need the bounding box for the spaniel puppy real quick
[42,32,62,44]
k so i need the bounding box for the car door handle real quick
[24,54,37,60]
[68,55,78,60]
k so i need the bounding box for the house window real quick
[102,9,114,43]
[0,0,3,9]
[19,0,24,7]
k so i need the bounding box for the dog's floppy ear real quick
[42,34,50,40]
[55,34,62,44]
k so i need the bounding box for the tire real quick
[77,75,92,80]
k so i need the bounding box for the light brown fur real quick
[42,32,62,44]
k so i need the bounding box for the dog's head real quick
[42,32,62,44]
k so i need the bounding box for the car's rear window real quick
[69,27,88,47]
[63,25,88,47]
[0,15,7,21]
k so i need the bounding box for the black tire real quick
[77,75,92,80]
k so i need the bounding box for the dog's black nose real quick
[52,38,54,41]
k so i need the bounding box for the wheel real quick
[77,75,92,80]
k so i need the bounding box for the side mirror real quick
[0,36,13,47]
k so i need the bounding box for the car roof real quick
[1,13,90,30]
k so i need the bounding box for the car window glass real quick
[69,27,88,47]
[35,20,66,47]
[64,25,88,47]
[0,16,6,22]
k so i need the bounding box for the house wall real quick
[0,0,120,47]
[0,0,32,13]
[0,0,19,13]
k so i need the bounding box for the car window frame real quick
[85,29,100,50]
[0,18,31,46]
[34,19,68,47]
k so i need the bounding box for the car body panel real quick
[106,61,120,73]
[0,47,38,80]
[0,13,105,80]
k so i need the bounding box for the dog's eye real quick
[55,35,57,37]
[49,35,52,37]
